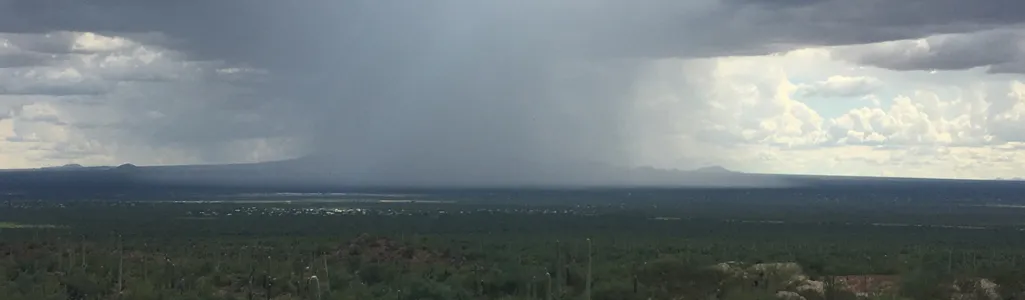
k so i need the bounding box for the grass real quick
[0,221,64,229]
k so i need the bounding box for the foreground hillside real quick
[3,191,1025,299]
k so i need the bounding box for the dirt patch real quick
[833,275,900,296]
[336,234,464,266]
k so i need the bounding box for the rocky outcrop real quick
[712,261,825,299]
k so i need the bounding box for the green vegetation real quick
[0,222,62,229]
[1,191,1025,300]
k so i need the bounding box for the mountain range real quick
[1,156,1023,198]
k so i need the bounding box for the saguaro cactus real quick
[585,238,592,300]
[555,240,563,295]
[546,271,553,300]
[117,234,123,298]
[308,275,321,300]
[322,255,331,293]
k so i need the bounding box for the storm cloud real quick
[832,28,1025,73]
[1,0,1024,184]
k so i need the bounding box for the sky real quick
[1,0,1025,180]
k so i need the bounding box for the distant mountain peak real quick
[693,166,734,173]
[112,163,139,172]
[42,163,84,170]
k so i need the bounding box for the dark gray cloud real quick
[19,114,65,125]
[671,0,1025,56]
[3,32,85,54]
[0,83,107,96]
[0,0,1022,184]
[0,52,49,68]
[3,1,1023,62]
[0,66,110,96]
[833,29,1025,73]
